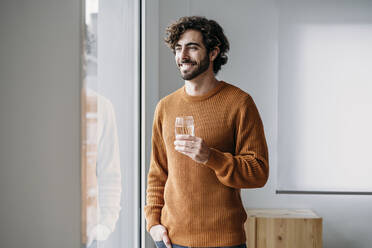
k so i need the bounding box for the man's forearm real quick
[205,148,269,189]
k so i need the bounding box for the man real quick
[145,16,269,248]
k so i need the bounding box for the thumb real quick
[162,232,172,248]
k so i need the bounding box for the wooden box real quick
[244,209,322,248]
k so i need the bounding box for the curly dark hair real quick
[165,16,230,74]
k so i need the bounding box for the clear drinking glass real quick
[175,116,195,136]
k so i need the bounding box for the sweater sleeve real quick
[144,101,168,231]
[205,95,269,189]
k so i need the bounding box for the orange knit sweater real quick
[145,81,269,247]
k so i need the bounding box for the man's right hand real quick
[149,224,172,248]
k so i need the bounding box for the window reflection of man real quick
[86,90,122,248]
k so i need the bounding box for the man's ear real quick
[209,47,220,62]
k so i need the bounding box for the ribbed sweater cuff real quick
[205,148,229,170]
[205,148,264,170]
[100,213,118,232]
[145,213,161,232]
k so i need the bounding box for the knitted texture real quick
[145,81,269,247]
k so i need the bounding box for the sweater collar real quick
[180,81,226,102]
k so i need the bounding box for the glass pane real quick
[82,0,140,247]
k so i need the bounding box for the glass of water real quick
[175,116,194,136]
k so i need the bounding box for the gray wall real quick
[146,0,372,247]
[0,0,81,248]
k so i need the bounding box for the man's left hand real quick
[174,134,210,164]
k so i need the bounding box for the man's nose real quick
[180,48,189,60]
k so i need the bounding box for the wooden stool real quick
[244,209,322,248]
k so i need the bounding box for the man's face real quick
[174,29,211,80]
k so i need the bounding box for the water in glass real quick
[175,116,194,136]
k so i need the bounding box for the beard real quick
[179,53,210,80]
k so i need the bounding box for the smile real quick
[180,63,195,69]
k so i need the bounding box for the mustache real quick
[179,59,196,65]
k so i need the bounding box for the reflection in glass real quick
[81,0,99,245]
[85,90,122,248]
[82,0,122,247]
[82,0,140,246]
